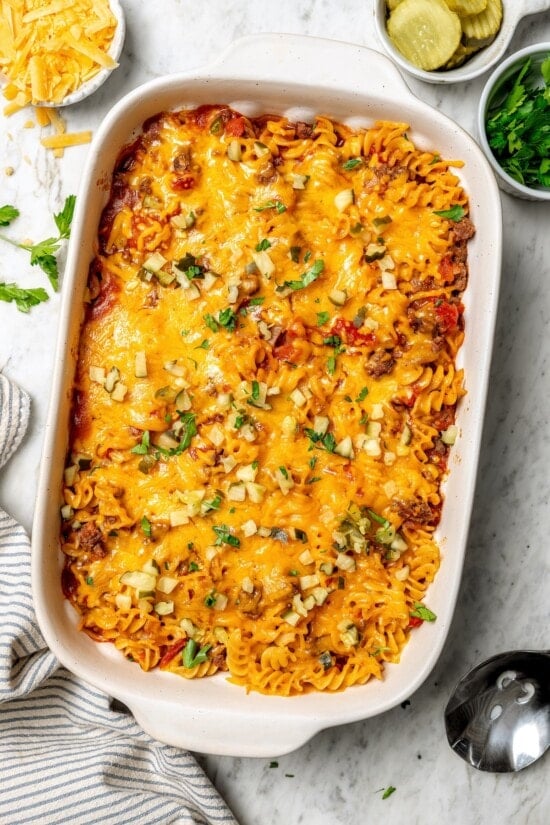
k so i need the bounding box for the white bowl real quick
[38,0,125,107]
[477,42,550,200]
[374,0,550,84]
[32,33,502,757]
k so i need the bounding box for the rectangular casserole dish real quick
[32,33,502,757]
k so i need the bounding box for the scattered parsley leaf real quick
[141,516,152,538]
[355,386,369,402]
[284,258,324,291]
[182,639,211,668]
[204,313,219,332]
[213,524,240,547]
[410,602,437,622]
[195,339,210,350]
[366,508,387,525]
[305,428,336,453]
[0,205,19,226]
[203,494,222,513]
[342,157,363,170]
[254,199,286,213]
[86,576,94,586]
[0,281,49,313]
[381,786,396,799]
[218,306,237,331]
[0,195,76,292]
[176,252,205,279]
[54,194,76,239]
[131,431,151,455]
[255,238,271,251]
[433,205,465,222]
[316,311,330,326]
[269,761,279,769]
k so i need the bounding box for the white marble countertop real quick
[1,2,549,823]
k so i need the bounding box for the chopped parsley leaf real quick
[204,313,219,332]
[284,258,324,291]
[410,602,437,622]
[254,199,286,214]
[305,428,336,453]
[182,639,211,669]
[218,307,237,331]
[131,431,151,455]
[342,157,363,170]
[433,205,465,222]
[213,524,240,547]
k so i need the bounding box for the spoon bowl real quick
[444,650,550,772]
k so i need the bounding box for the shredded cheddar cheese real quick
[40,129,92,148]
[0,0,118,109]
[61,106,474,696]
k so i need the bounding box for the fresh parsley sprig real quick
[0,195,76,293]
[0,282,49,313]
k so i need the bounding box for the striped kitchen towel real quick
[0,375,238,825]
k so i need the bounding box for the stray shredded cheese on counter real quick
[0,0,118,109]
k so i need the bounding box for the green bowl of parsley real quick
[478,43,550,201]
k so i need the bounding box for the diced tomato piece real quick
[438,255,455,283]
[330,318,376,346]
[225,116,246,137]
[408,615,423,628]
[434,300,461,332]
[159,638,187,668]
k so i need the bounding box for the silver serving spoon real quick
[444,650,550,772]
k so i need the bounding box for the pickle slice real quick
[444,0,487,16]
[461,0,503,48]
[387,0,462,71]
[443,42,479,68]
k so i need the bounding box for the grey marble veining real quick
[0,3,549,823]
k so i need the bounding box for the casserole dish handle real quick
[207,32,410,99]
[127,696,320,757]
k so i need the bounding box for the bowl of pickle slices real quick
[374,1,550,84]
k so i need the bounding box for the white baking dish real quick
[32,34,502,757]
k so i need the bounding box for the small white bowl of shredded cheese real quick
[0,0,125,109]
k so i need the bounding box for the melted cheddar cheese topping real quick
[61,106,473,695]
